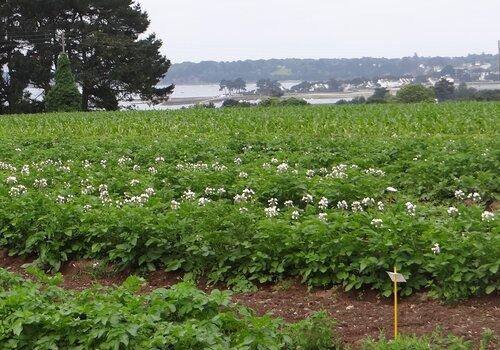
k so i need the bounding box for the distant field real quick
[0,102,499,300]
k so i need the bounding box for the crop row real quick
[0,104,498,300]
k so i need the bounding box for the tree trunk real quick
[82,85,89,111]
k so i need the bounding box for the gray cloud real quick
[137,0,500,63]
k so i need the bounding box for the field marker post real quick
[387,267,407,340]
[394,266,398,338]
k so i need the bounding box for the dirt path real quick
[1,254,498,348]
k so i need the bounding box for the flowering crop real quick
[0,103,498,300]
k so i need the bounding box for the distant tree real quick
[326,79,343,92]
[4,0,173,111]
[396,84,435,103]
[44,53,81,112]
[290,81,312,93]
[474,89,500,101]
[256,79,283,97]
[219,78,246,95]
[434,78,455,101]
[222,99,252,107]
[232,78,247,93]
[367,87,390,103]
[454,83,477,101]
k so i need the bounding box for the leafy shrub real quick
[0,268,337,349]
[396,84,435,103]
[44,53,82,112]
[259,97,309,107]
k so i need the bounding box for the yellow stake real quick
[394,265,398,339]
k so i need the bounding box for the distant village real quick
[288,60,499,94]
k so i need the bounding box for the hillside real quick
[165,54,499,84]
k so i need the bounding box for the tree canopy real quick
[1,0,173,113]
[396,84,435,103]
[45,53,81,112]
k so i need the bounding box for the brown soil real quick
[1,253,498,348]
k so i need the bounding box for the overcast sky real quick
[137,0,500,63]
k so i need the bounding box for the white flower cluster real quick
[118,156,132,166]
[58,165,71,173]
[5,176,17,185]
[351,201,364,212]
[371,218,383,228]
[326,164,348,179]
[82,160,92,168]
[306,169,315,178]
[21,165,30,176]
[234,188,255,204]
[9,185,27,197]
[302,194,314,204]
[198,197,211,207]
[124,193,150,206]
[454,190,465,200]
[177,162,210,171]
[318,197,329,210]
[405,202,416,216]
[1,161,17,172]
[133,165,141,171]
[364,168,385,176]
[155,156,165,163]
[318,213,328,222]
[284,200,294,207]
[100,160,107,168]
[268,198,279,207]
[56,195,74,204]
[211,162,227,172]
[239,171,248,179]
[337,200,349,210]
[148,166,157,175]
[130,179,140,186]
[182,189,196,201]
[431,243,441,254]
[276,162,289,173]
[447,207,460,216]
[481,211,495,222]
[291,210,300,220]
[234,157,242,165]
[467,192,481,202]
[377,201,385,211]
[171,200,180,210]
[264,206,280,218]
[99,184,111,204]
[34,178,48,189]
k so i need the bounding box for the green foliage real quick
[259,97,309,106]
[285,312,343,349]
[222,99,253,108]
[44,53,82,112]
[367,87,390,103]
[361,330,482,349]
[434,79,455,102]
[0,268,336,349]
[396,84,435,103]
[0,103,499,301]
[2,1,172,112]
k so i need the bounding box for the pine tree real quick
[45,53,82,112]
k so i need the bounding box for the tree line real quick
[1,0,173,114]
[166,55,499,84]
